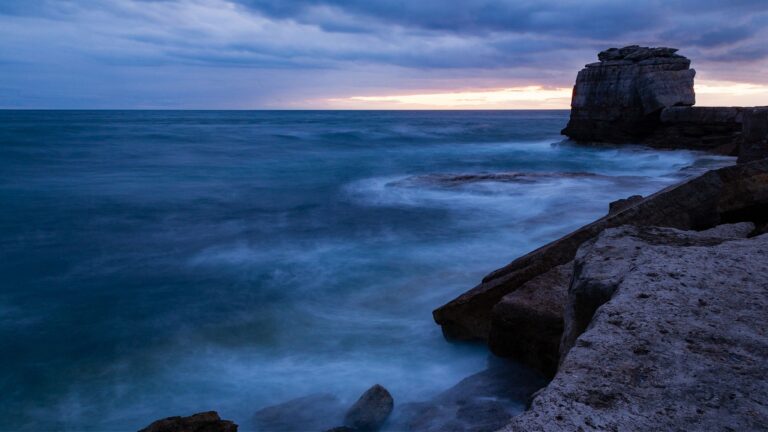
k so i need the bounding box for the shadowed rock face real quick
[488,263,572,378]
[503,225,768,431]
[562,45,695,143]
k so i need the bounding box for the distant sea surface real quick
[0,110,731,430]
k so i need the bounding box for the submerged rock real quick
[392,171,600,188]
[344,384,394,431]
[391,360,547,432]
[252,393,346,432]
[504,224,768,430]
[138,411,237,432]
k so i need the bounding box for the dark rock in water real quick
[455,400,511,432]
[488,263,571,377]
[392,171,599,188]
[391,359,547,432]
[608,194,643,214]
[434,159,768,344]
[504,224,768,430]
[252,393,346,432]
[344,384,394,431]
[138,411,237,432]
[324,427,357,432]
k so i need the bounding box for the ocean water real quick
[0,110,732,431]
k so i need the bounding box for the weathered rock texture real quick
[561,46,695,144]
[503,225,768,431]
[561,45,764,155]
[138,411,237,432]
[433,158,768,374]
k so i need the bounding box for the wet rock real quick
[324,427,356,432]
[434,159,768,343]
[392,171,599,188]
[391,360,547,432]
[252,393,346,432]
[608,194,643,214]
[488,263,572,377]
[138,411,237,432]
[503,224,768,431]
[344,385,394,431]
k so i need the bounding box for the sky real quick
[1,0,767,109]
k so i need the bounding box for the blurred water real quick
[0,110,732,431]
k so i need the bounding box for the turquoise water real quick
[0,110,731,430]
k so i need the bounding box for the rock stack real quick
[561,45,695,143]
[561,45,766,155]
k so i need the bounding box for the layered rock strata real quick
[433,158,768,374]
[503,225,768,431]
[561,45,695,143]
[561,45,763,155]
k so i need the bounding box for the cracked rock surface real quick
[504,224,768,431]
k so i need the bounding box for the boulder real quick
[488,263,572,377]
[138,411,237,432]
[252,393,346,432]
[503,224,768,431]
[433,159,768,343]
[344,385,394,431]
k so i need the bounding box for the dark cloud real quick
[0,0,767,108]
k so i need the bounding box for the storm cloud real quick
[0,0,766,108]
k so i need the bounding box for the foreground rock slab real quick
[138,411,237,432]
[434,158,768,346]
[504,226,768,431]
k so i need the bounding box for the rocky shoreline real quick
[139,46,768,431]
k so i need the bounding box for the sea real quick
[0,110,732,431]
